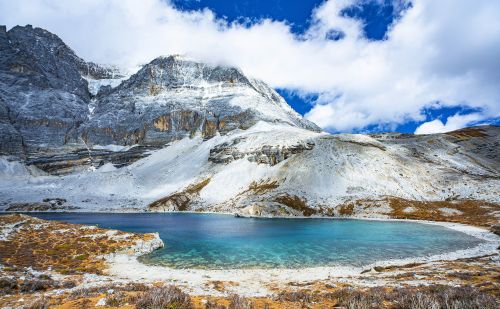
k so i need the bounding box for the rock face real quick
[81,55,319,147]
[209,138,315,165]
[0,25,90,158]
[0,25,319,174]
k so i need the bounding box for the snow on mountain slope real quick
[81,55,320,148]
[0,124,498,215]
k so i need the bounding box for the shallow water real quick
[28,213,482,269]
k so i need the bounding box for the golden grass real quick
[338,204,354,216]
[242,180,280,195]
[274,194,317,216]
[446,127,488,139]
[0,214,154,275]
[385,197,499,227]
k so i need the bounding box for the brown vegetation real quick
[1,256,499,308]
[446,127,489,139]
[338,203,354,216]
[136,285,193,309]
[0,214,156,275]
[385,197,500,227]
[244,180,279,195]
[274,195,317,216]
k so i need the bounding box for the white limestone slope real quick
[0,123,498,214]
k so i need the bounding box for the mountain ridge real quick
[0,25,319,174]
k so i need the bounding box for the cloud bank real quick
[1,0,499,133]
[414,113,484,135]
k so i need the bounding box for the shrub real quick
[390,285,498,309]
[37,274,52,281]
[205,300,227,309]
[274,290,314,303]
[0,277,18,294]
[26,297,50,309]
[328,287,384,309]
[319,285,498,309]
[228,294,253,309]
[20,278,54,292]
[135,285,193,309]
[61,280,77,289]
[106,291,127,307]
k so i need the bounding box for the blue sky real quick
[172,0,400,40]
[2,0,499,134]
[171,0,498,134]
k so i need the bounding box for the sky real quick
[1,0,499,134]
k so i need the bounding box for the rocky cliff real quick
[81,55,319,147]
[0,25,319,174]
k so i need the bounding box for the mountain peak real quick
[126,55,251,92]
[0,25,320,173]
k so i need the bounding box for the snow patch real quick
[0,157,30,178]
[92,144,137,152]
[97,163,117,173]
[403,206,416,213]
[439,207,463,216]
[84,77,126,96]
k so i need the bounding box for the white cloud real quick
[0,0,499,132]
[414,113,484,134]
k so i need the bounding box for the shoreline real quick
[102,215,499,296]
[1,211,498,296]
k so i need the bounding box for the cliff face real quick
[81,55,319,147]
[0,25,319,174]
[0,25,90,159]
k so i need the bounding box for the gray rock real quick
[0,25,91,159]
[0,26,320,174]
[81,55,320,147]
[209,138,315,165]
[0,98,24,157]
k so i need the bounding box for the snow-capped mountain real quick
[0,25,318,174]
[81,54,320,148]
[0,25,498,216]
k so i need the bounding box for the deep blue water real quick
[27,213,482,269]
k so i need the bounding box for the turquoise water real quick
[29,213,482,269]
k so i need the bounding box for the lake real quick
[28,213,482,269]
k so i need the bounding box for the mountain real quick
[0,25,498,216]
[0,25,318,174]
[82,55,319,147]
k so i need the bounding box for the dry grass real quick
[135,285,193,309]
[385,197,500,227]
[149,84,163,96]
[0,214,156,275]
[193,283,499,309]
[228,294,253,309]
[205,280,239,293]
[338,204,354,216]
[26,297,50,309]
[446,127,489,139]
[274,195,317,216]
[244,180,279,195]
[269,285,498,309]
